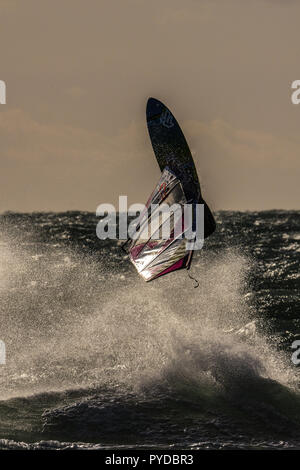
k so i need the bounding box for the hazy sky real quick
[0,0,299,211]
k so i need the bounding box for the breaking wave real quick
[0,211,299,448]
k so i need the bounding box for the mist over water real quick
[0,211,299,449]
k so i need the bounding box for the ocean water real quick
[0,210,299,450]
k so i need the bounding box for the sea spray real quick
[0,211,298,447]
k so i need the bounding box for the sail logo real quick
[0,80,6,104]
[160,109,174,128]
[158,182,167,198]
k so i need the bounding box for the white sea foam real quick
[0,236,296,403]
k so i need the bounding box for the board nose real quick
[146,97,164,118]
